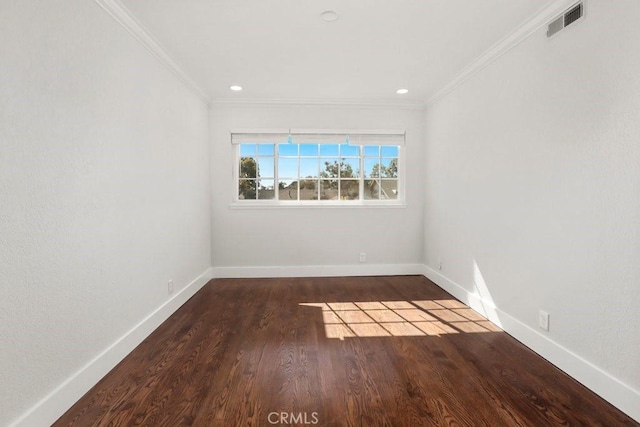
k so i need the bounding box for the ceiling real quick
[120,0,549,103]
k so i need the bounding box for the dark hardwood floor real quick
[54,276,637,426]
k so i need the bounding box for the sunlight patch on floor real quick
[300,299,502,340]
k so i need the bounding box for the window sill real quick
[229,201,407,210]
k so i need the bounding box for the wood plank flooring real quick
[54,276,637,426]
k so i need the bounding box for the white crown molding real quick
[209,98,426,110]
[95,0,577,110]
[425,0,578,106]
[94,0,209,103]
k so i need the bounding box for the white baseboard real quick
[423,265,640,423]
[212,263,425,278]
[12,265,638,425]
[11,267,215,427]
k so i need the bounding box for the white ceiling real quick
[120,0,549,103]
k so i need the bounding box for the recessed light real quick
[229,85,243,91]
[320,11,339,22]
[396,88,409,94]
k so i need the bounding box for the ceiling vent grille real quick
[547,2,584,38]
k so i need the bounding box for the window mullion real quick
[297,146,301,201]
[253,152,257,201]
[274,144,279,202]
[359,145,364,201]
[337,144,341,201]
[234,145,238,201]
[378,152,382,199]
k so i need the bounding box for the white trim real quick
[93,0,209,103]
[425,0,578,106]
[229,202,406,210]
[230,128,406,136]
[423,265,640,423]
[231,128,291,136]
[92,0,576,111]
[212,264,424,279]
[230,128,406,146]
[288,128,405,136]
[210,98,426,110]
[10,267,215,427]
[10,264,638,424]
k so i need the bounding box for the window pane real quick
[278,180,297,200]
[258,144,274,156]
[364,179,380,200]
[380,158,398,178]
[257,157,274,178]
[340,158,359,178]
[340,180,359,200]
[320,180,338,200]
[320,144,339,157]
[364,146,379,157]
[320,158,339,179]
[381,146,398,157]
[239,157,257,178]
[279,143,298,157]
[239,144,256,156]
[364,159,381,178]
[257,180,275,200]
[278,158,298,178]
[300,158,319,179]
[238,142,399,204]
[238,179,256,200]
[300,144,319,156]
[380,179,398,199]
[299,179,318,200]
[340,144,359,157]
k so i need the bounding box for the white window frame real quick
[231,129,406,208]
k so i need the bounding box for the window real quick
[233,130,404,205]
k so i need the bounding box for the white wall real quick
[424,0,639,419]
[210,104,425,275]
[0,1,211,425]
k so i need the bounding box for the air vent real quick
[547,2,584,38]
[564,3,583,27]
[547,16,564,37]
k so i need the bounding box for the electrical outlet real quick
[539,310,550,331]
[168,279,174,294]
[359,252,366,263]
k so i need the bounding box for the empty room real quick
[1,0,639,426]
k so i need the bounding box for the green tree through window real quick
[239,157,258,199]
[237,143,399,202]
